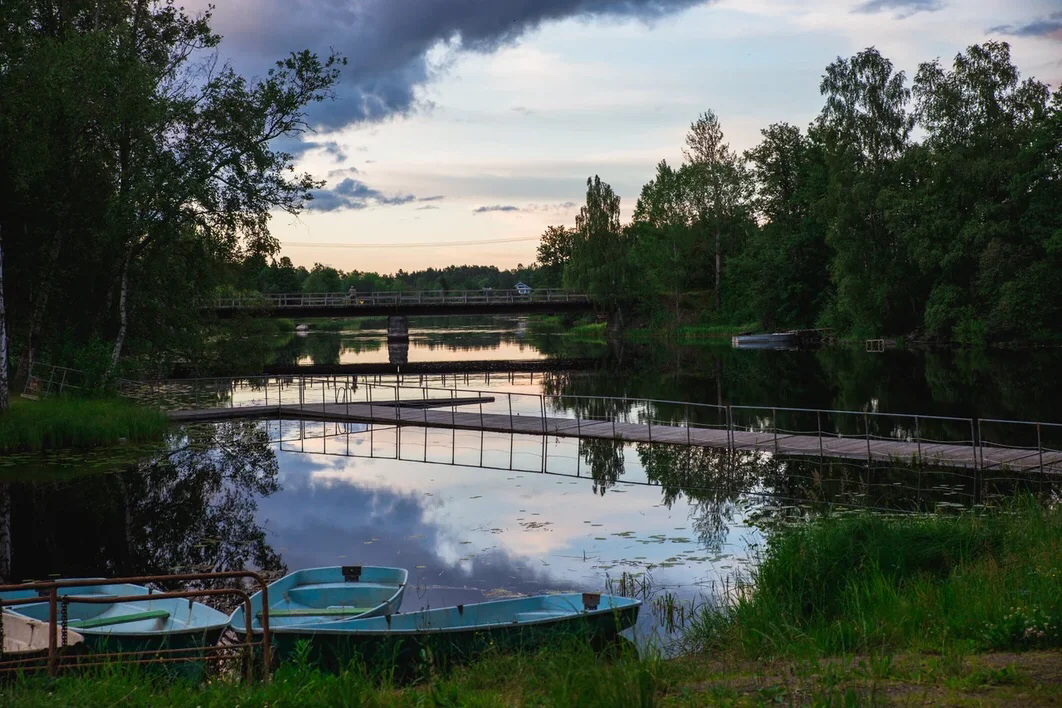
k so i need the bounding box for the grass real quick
[2,505,1058,705]
[685,500,1061,659]
[0,397,169,454]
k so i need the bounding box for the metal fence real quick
[212,289,590,310]
[0,571,271,680]
[21,362,85,399]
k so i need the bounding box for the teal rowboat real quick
[274,592,641,672]
[229,565,407,641]
[0,582,229,677]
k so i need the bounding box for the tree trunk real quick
[107,246,133,380]
[12,228,64,392]
[0,225,8,413]
[714,228,722,312]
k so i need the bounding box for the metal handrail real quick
[0,571,271,680]
[211,289,590,309]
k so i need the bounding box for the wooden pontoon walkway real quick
[169,401,1062,474]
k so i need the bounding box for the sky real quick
[191,0,1062,274]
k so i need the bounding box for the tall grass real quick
[0,640,664,707]
[0,397,169,453]
[686,501,1061,658]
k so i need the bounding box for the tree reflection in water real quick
[0,421,284,589]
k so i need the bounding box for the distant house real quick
[514,282,532,296]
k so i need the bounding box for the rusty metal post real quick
[47,588,58,677]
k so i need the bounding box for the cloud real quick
[416,205,440,210]
[528,201,578,212]
[308,178,417,212]
[473,205,522,214]
[418,195,445,202]
[209,0,710,129]
[852,0,944,18]
[326,166,360,178]
[988,12,1062,39]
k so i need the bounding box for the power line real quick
[281,236,540,249]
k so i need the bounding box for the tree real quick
[101,2,344,374]
[565,176,634,316]
[0,226,8,411]
[535,225,575,287]
[906,42,1056,343]
[742,123,830,328]
[816,48,916,335]
[682,111,751,311]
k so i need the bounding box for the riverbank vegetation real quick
[686,502,1061,659]
[0,398,168,454]
[540,42,1062,347]
[1,504,1058,705]
[0,3,344,409]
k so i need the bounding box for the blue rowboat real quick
[229,565,407,639]
[274,592,641,672]
[0,582,229,677]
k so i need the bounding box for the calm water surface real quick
[3,316,1060,650]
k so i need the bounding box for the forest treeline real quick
[539,42,1062,345]
[237,257,540,295]
[0,2,342,407]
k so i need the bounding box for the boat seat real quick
[512,611,571,622]
[68,610,170,629]
[261,606,373,618]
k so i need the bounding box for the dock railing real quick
[122,374,1062,477]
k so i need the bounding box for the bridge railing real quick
[212,289,590,310]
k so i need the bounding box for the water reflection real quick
[0,415,1055,651]
[0,421,285,587]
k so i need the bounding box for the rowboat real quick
[2,610,84,658]
[228,565,407,642]
[273,592,641,672]
[0,582,229,676]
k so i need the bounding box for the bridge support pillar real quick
[387,315,409,341]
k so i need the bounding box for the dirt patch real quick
[664,651,1062,706]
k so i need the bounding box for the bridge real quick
[211,289,595,319]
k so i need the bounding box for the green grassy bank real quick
[687,501,1061,658]
[2,505,1058,706]
[0,397,169,454]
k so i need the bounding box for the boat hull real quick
[0,583,229,680]
[229,565,408,638]
[272,593,641,673]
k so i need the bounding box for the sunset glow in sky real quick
[193,0,1062,273]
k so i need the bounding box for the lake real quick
[2,315,1059,651]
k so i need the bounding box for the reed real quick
[0,397,169,453]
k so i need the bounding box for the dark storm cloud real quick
[473,205,521,214]
[989,12,1062,38]
[308,177,417,211]
[210,0,710,128]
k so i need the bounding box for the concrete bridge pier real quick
[387,315,409,341]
